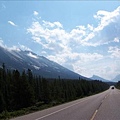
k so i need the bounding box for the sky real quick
[0,1,120,80]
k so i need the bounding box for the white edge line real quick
[90,110,98,120]
[35,99,87,120]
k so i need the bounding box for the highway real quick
[11,87,120,120]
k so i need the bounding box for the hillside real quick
[0,46,83,79]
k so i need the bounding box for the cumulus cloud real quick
[49,52,103,62]
[0,40,20,52]
[114,37,119,43]
[94,6,120,32]
[6,44,32,52]
[8,46,21,52]
[27,6,120,79]
[108,46,120,58]
[28,6,120,49]
[8,21,17,27]
[43,20,63,28]
[88,6,120,46]
[18,43,32,51]
[0,40,32,54]
[27,21,69,53]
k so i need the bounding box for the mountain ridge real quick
[112,74,120,82]
[90,75,110,82]
[0,46,85,79]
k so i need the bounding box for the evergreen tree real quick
[12,70,35,110]
[0,63,109,113]
[0,90,5,112]
[42,78,50,103]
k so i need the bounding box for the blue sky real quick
[0,1,120,80]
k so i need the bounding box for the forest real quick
[0,63,109,115]
[115,81,120,89]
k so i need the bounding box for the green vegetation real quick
[0,63,109,119]
[115,81,120,89]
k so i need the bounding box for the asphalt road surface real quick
[11,87,120,120]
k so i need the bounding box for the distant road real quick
[11,87,120,120]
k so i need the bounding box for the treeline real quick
[115,81,120,89]
[0,63,109,113]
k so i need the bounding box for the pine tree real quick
[12,70,35,110]
[0,90,5,112]
[42,78,50,103]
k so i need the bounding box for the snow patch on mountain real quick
[32,65,40,70]
[0,45,85,79]
[27,52,38,59]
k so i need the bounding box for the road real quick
[11,87,120,120]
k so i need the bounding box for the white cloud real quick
[72,57,120,80]
[27,6,120,80]
[47,52,103,74]
[0,40,21,52]
[71,54,104,78]
[43,20,63,28]
[27,21,69,53]
[27,5,120,49]
[108,46,120,58]
[70,27,86,39]
[94,6,120,32]
[27,8,118,57]
[48,55,66,65]
[34,11,39,16]
[8,21,17,27]
[0,38,8,49]
[85,6,120,47]
[0,40,32,53]
[18,43,32,51]
[8,46,21,52]
[6,44,32,52]
[114,37,119,43]
[87,24,94,31]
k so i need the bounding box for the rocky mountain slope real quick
[0,46,83,79]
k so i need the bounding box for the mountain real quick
[0,46,84,79]
[112,74,120,82]
[90,75,110,82]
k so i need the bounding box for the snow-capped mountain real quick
[0,46,83,79]
[112,74,120,82]
[90,75,110,82]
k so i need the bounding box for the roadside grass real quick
[0,91,107,120]
[0,101,62,120]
